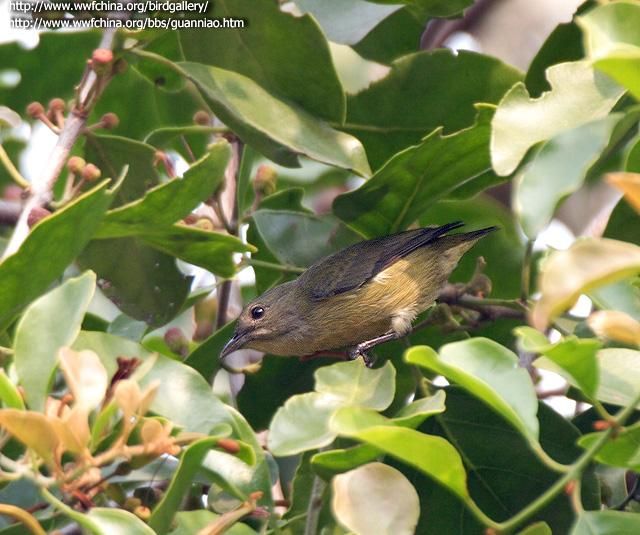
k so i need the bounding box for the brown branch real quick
[1,29,117,259]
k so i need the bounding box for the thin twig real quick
[0,144,29,188]
[521,239,534,303]
[304,472,327,535]
[2,29,117,260]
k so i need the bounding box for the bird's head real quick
[220,281,297,359]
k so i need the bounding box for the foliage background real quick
[1,0,640,534]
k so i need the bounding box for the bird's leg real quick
[348,331,400,368]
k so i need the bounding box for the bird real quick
[220,222,496,366]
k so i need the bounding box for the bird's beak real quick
[220,329,250,360]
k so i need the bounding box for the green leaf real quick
[139,225,251,279]
[514,115,622,238]
[420,389,598,533]
[169,510,257,535]
[296,0,400,45]
[97,141,230,238]
[268,360,396,456]
[312,391,445,477]
[251,209,361,267]
[179,0,345,123]
[367,0,472,16]
[578,1,640,100]
[13,272,95,411]
[236,355,330,431]
[491,61,624,176]
[579,421,640,471]
[343,50,522,169]
[178,61,370,174]
[590,280,640,321]
[333,107,495,237]
[516,327,600,398]
[149,437,219,534]
[315,360,396,410]
[269,392,343,456]
[571,511,640,535]
[84,135,159,207]
[0,370,24,410]
[0,182,113,330]
[184,321,236,381]
[78,238,191,327]
[331,462,420,535]
[595,348,640,407]
[518,522,552,535]
[353,7,425,64]
[406,339,539,441]
[330,413,469,499]
[0,31,98,111]
[394,390,446,427]
[86,509,156,535]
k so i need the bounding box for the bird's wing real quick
[299,222,465,300]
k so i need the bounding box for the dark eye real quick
[250,306,265,320]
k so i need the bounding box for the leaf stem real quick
[243,258,306,274]
[0,144,29,189]
[521,239,533,303]
[489,387,640,533]
[304,473,327,535]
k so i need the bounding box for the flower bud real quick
[27,206,51,228]
[193,110,211,125]
[588,310,640,346]
[48,98,66,113]
[67,156,86,174]
[82,163,101,182]
[217,437,241,454]
[100,112,119,130]
[253,164,277,197]
[26,101,45,118]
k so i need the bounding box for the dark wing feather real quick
[299,222,465,300]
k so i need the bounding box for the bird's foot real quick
[348,345,375,368]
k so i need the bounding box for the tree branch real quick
[1,29,117,260]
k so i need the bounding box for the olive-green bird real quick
[221,222,496,365]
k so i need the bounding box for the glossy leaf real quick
[14,272,96,411]
[149,437,219,534]
[330,412,469,499]
[269,393,342,456]
[0,182,112,330]
[178,61,370,174]
[169,510,257,535]
[579,1,640,100]
[184,321,235,380]
[251,209,361,267]
[332,462,420,535]
[139,225,252,279]
[514,115,622,238]
[315,360,395,411]
[77,506,156,535]
[343,50,522,169]
[180,0,344,122]
[518,522,552,535]
[334,107,495,237]
[595,348,640,407]
[312,391,445,477]
[297,0,400,45]
[406,339,539,440]
[516,326,600,398]
[579,421,640,471]
[571,511,640,535]
[0,371,24,410]
[491,61,624,176]
[590,280,640,322]
[421,389,597,532]
[58,347,109,411]
[368,0,472,15]
[79,237,191,327]
[97,141,230,238]
[532,238,640,329]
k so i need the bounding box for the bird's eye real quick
[250,306,265,320]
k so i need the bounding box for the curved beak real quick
[220,329,251,359]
